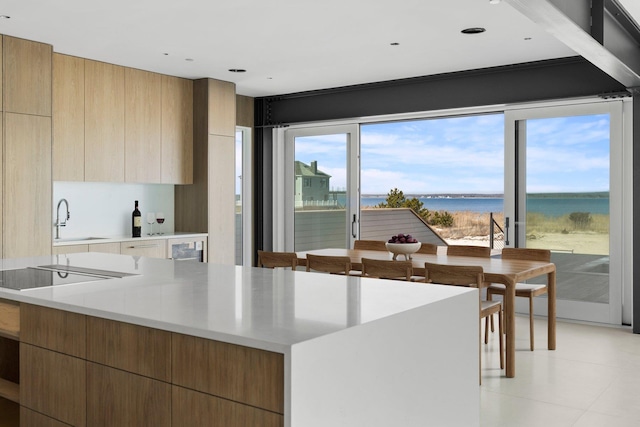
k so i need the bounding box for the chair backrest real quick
[446,245,491,258]
[361,258,413,281]
[353,240,388,251]
[257,250,298,269]
[417,243,438,255]
[306,254,352,274]
[501,248,551,262]
[424,262,484,288]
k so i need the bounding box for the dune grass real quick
[433,210,609,240]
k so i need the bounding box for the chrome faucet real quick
[55,198,70,240]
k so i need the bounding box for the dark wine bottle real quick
[132,200,142,238]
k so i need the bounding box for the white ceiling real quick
[0,0,638,97]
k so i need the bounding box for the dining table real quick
[296,247,556,378]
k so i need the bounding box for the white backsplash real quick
[53,182,175,239]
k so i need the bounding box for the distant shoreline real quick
[358,191,609,199]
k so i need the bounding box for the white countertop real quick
[0,252,473,353]
[52,232,208,246]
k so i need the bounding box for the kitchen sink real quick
[53,237,108,243]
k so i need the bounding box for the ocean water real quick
[358,196,609,216]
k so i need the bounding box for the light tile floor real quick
[480,316,640,427]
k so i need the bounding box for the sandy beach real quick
[447,232,609,255]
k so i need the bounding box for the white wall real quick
[53,182,175,239]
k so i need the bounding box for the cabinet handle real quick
[127,244,159,249]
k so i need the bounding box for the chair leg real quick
[487,289,495,332]
[529,296,535,351]
[498,309,504,370]
[484,317,489,344]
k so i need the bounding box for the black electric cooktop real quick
[0,267,107,291]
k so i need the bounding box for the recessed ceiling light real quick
[229,69,246,73]
[461,27,486,35]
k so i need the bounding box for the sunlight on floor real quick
[480,316,640,426]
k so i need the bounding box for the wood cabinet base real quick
[87,363,171,427]
[172,386,283,427]
[20,408,69,427]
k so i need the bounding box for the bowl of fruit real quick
[385,234,421,260]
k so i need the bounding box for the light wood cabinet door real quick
[120,239,167,259]
[88,242,121,254]
[125,68,162,183]
[20,344,86,427]
[53,53,85,181]
[208,79,236,137]
[3,36,52,116]
[0,35,3,111]
[52,244,89,255]
[87,362,170,427]
[3,113,52,258]
[85,59,125,182]
[161,75,193,184]
[208,135,236,264]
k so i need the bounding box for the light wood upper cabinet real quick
[0,118,3,259]
[0,35,3,111]
[125,68,162,183]
[53,53,85,181]
[85,59,125,182]
[4,113,52,258]
[51,57,194,184]
[208,79,236,137]
[3,36,52,116]
[162,75,193,184]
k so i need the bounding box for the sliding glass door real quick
[504,102,625,324]
[283,125,359,251]
[275,100,630,325]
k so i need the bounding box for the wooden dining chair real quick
[257,250,298,269]
[361,258,413,281]
[446,245,491,258]
[486,248,551,351]
[416,242,438,255]
[424,262,504,382]
[306,254,354,275]
[353,240,388,251]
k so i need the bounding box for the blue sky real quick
[293,113,610,195]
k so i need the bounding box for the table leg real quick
[505,282,516,378]
[548,270,556,350]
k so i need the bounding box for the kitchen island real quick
[0,253,479,427]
